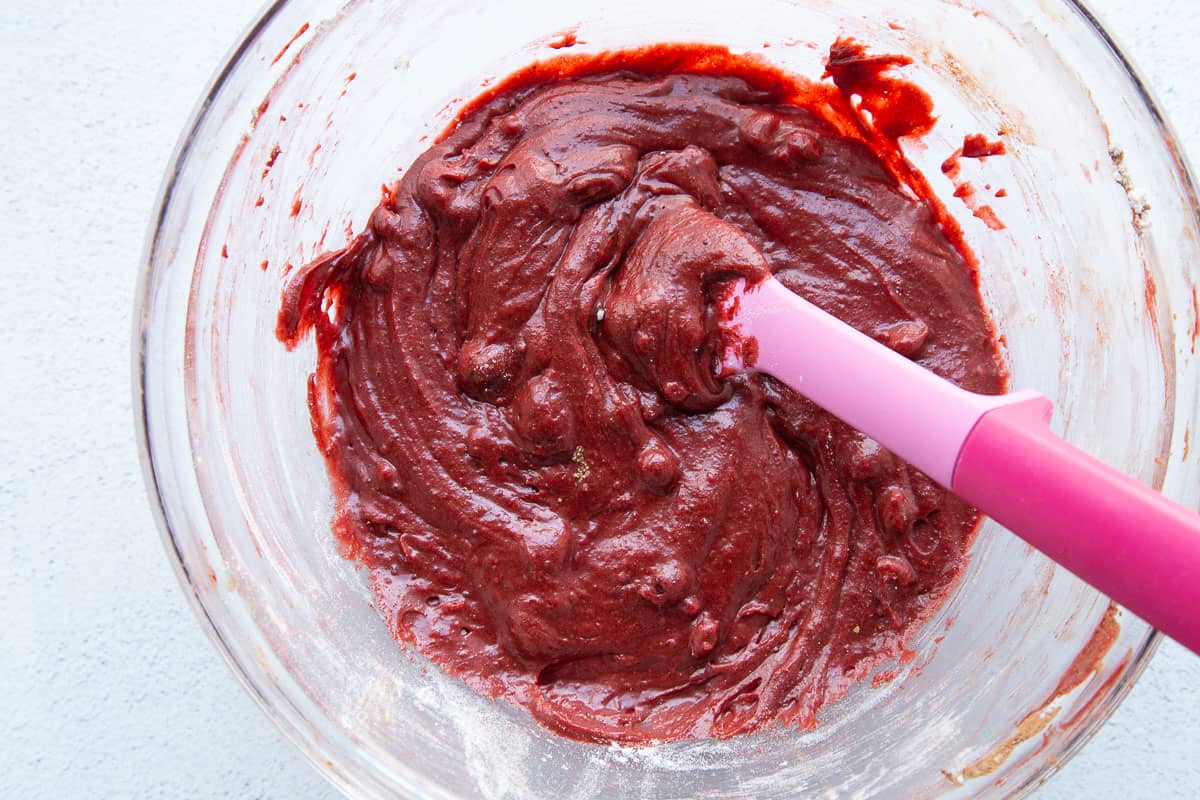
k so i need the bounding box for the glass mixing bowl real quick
[134,0,1200,797]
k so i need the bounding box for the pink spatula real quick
[720,276,1200,653]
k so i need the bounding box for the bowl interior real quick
[140,0,1200,797]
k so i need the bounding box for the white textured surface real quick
[1,0,1197,797]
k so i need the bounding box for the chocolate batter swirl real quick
[279,45,1004,743]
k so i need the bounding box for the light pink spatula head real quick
[721,276,1200,654]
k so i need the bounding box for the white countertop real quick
[2,0,1197,796]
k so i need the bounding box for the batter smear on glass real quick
[278,42,1005,744]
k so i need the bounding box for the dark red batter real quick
[278,43,1005,743]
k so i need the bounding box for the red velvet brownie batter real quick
[278,43,1005,743]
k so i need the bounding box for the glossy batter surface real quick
[279,44,1005,743]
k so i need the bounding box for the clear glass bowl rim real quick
[131,0,1199,796]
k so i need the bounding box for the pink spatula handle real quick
[729,278,1200,653]
[954,398,1200,652]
